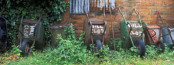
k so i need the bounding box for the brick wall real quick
[60,0,174,37]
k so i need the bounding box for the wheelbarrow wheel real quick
[155,41,165,53]
[162,28,173,47]
[96,40,102,52]
[19,40,32,56]
[135,39,146,57]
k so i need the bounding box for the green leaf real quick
[22,11,26,16]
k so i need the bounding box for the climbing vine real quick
[0,0,69,48]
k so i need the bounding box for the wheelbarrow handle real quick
[158,11,160,15]
[84,9,89,19]
[118,7,127,24]
[157,11,164,26]
[134,8,142,26]
[83,4,89,20]
[103,6,106,21]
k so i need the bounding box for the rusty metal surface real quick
[84,19,91,46]
[48,25,66,29]
[128,21,144,40]
[90,21,105,24]
[20,19,38,39]
[84,17,109,46]
[89,18,104,22]
[22,24,37,38]
[49,25,66,46]
[89,19,107,45]
[146,25,161,44]
[22,19,38,24]
[91,24,105,39]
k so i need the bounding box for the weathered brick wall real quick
[60,0,174,37]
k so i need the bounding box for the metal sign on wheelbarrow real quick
[92,25,105,35]
[146,25,161,44]
[23,23,37,38]
[128,21,143,39]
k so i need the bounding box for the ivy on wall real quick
[0,0,69,48]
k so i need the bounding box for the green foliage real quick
[145,45,158,59]
[43,24,93,64]
[0,0,69,46]
[4,41,174,65]
[2,25,174,65]
[114,38,123,51]
[4,24,95,65]
[64,24,76,40]
[11,45,22,56]
[45,35,89,64]
[130,46,138,55]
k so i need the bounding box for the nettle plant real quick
[0,0,69,46]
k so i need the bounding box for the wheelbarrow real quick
[18,15,44,56]
[84,7,109,52]
[49,25,66,46]
[167,28,174,46]
[144,11,165,52]
[119,8,146,57]
[0,16,7,52]
[157,11,174,48]
[144,25,165,52]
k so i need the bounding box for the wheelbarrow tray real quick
[20,19,44,49]
[145,25,161,44]
[120,20,144,49]
[84,18,109,46]
[168,28,174,43]
[127,21,144,40]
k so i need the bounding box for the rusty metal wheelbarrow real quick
[119,8,146,57]
[157,11,174,48]
[144,11,166,52]
[144,25,165,52]
[84,7,109,52]
[18,15,44,56]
